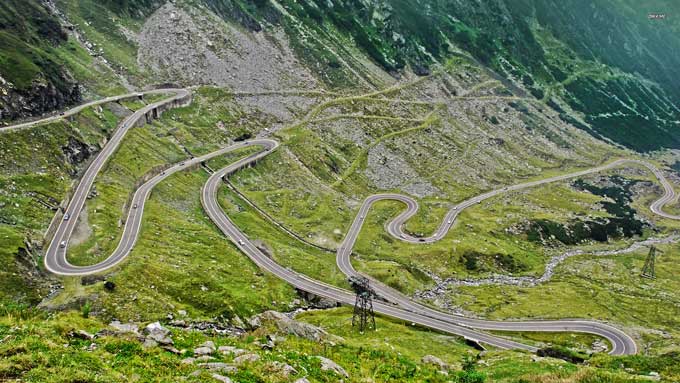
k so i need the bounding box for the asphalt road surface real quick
[0,89,185,132]
[21,90,680,355]
[43,88,190,274]
[336,158,680,356]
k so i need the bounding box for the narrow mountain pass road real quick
[43,89,191,274]
[23,90,680,355]
[0,89,185,133]
[337,158,680,356]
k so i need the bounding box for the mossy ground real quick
[1,307,672,382]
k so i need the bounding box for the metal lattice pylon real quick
[349,276,376,332]
[641,246,662,279]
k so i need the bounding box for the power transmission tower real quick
[349,276,376,332]
[641,246,662,279]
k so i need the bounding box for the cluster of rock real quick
[183,339,331,382]
[167,313,246,337]
[76,311,351,382]
[183,340,258,382]
[66,320,175,353]
[68,317,481,382]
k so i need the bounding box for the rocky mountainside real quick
[2,0,678,152]
[0,0,81,120]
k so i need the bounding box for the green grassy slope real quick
[0,103,125,306]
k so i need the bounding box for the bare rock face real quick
[0,75,81,122]
[250,311,344,344]
[62,137,94,169]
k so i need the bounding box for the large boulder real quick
[143,322,173,345]
[251,311,343,344]
[234,353,260,365]
[422,355,448,371]
[316,356,349,378]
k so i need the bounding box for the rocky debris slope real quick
[136,3,317,92]
[365,142,440,198]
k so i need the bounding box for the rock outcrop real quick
[422,355,449,371]
[249,311,343,344]
[143,322,173,346]
[194,340,217,356]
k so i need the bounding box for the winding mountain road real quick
[43,88,190,274]
[0,89,185,132]
[19,90,680,355]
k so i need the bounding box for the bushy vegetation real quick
[461,251,530,274]
[527,176,645,245]
[563,77,680,152]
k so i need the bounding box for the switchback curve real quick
[27,90,680,355]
